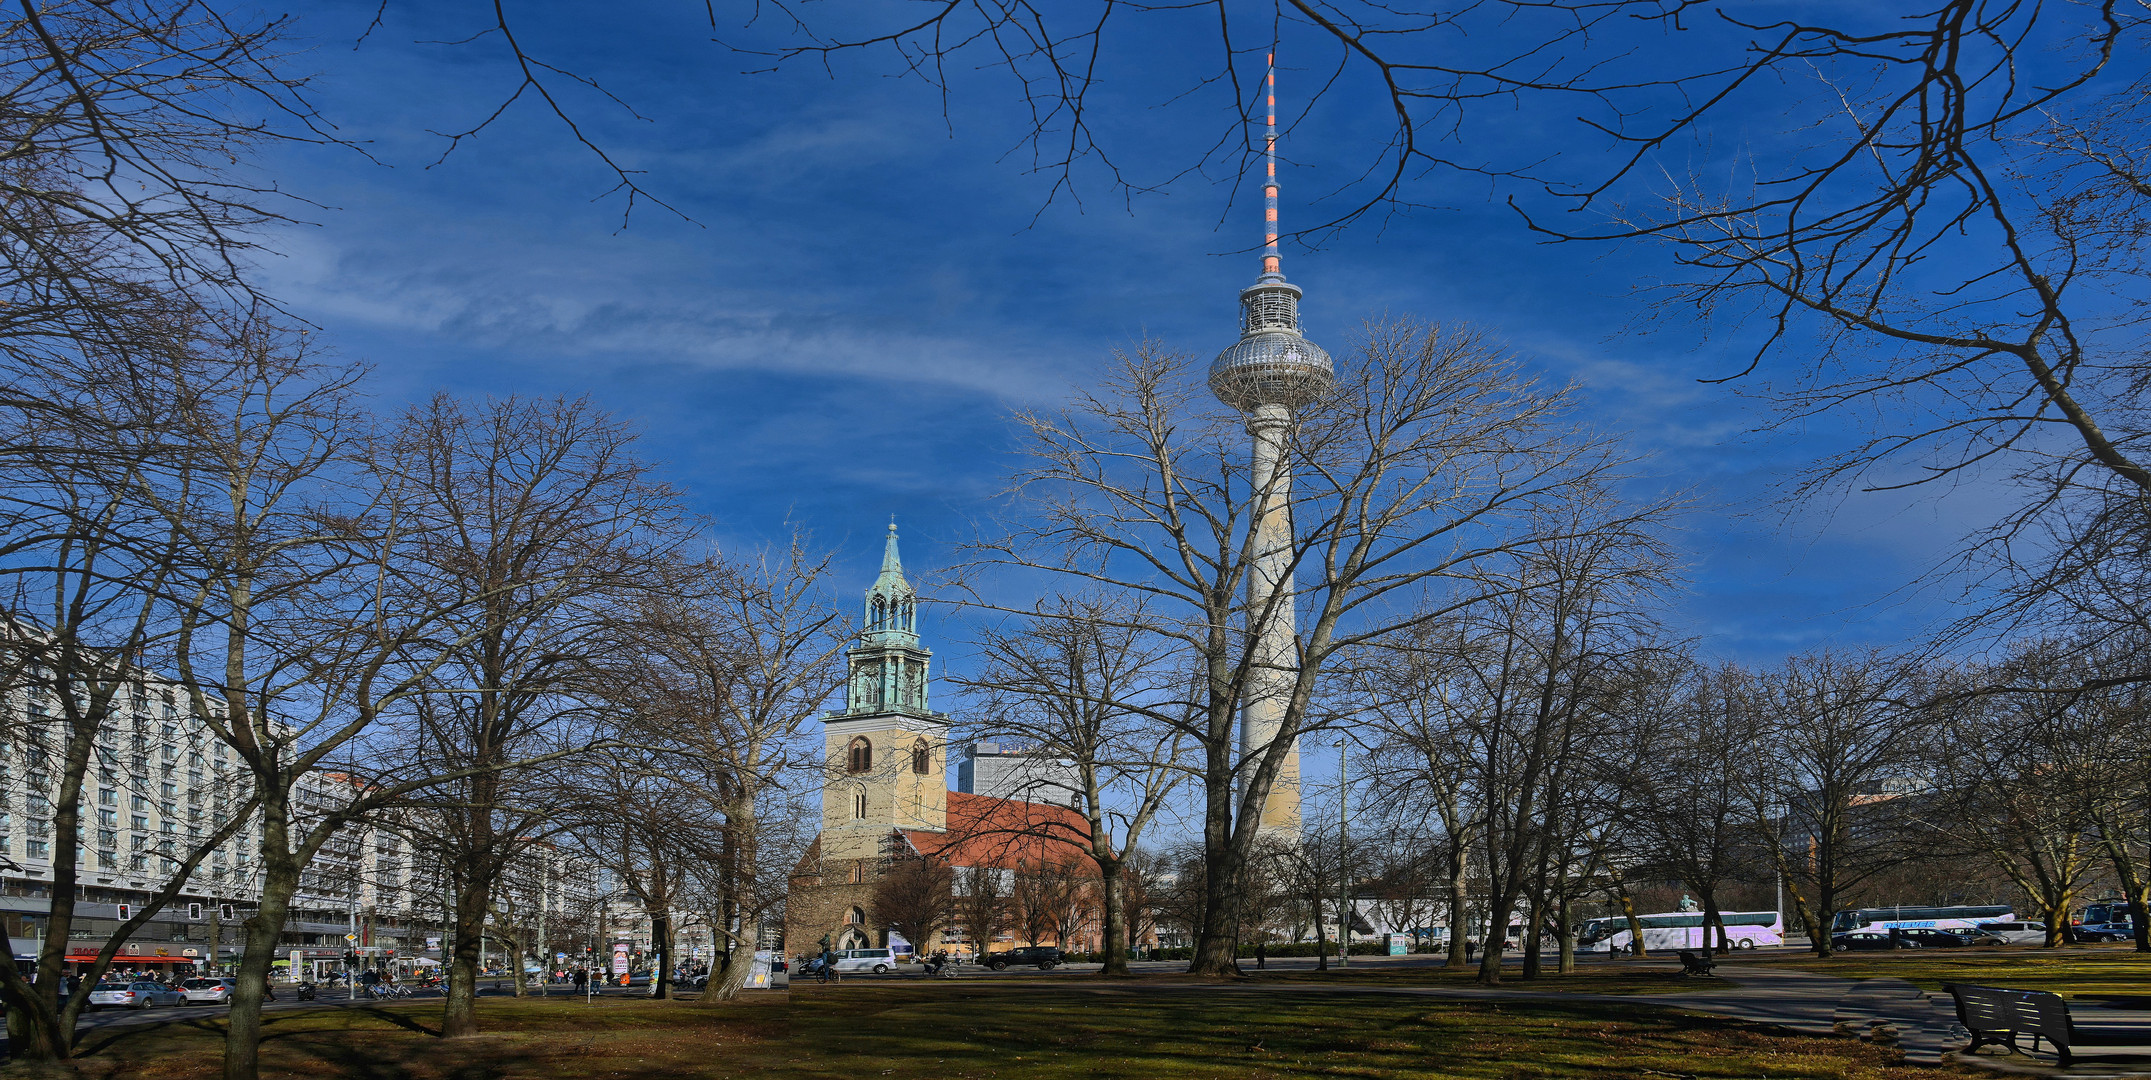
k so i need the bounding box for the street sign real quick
[343,934,358,943]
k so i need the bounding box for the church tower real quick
[819,520,950,862]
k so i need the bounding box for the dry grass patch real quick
[786,984,1983,1079]
[24,995,786,1080]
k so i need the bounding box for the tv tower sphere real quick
[1208,279,1334,410]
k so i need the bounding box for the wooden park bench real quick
[1946,983,2151,1064]
[1677,950,1715,977]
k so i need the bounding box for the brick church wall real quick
[785,855,884,958]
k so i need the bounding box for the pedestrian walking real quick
[1465,938,1476,964]
[1254,942,1266,970]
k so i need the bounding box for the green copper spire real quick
[842,517,933,715]
[864,517,919,648]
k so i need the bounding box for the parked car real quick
[2068,923,2133,943]
[180,977,240,1005]
[1831,931,1915,951]
[832,948,896,974]
[89,980,186,1009]
[984,946,1064,971]
[1971,920,2048,945]
[1892,927,1976,948]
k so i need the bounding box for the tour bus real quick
[1578,910,1784,952]
[1827,905,2013,935]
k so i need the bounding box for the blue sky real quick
[253,1,1996,676]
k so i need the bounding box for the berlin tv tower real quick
[1207,55,1333,840]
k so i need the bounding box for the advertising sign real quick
[610,942,630,976]
[746,950,773,990]
[1387,934,1410,957]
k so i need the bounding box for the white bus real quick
[1578,910,1784,952]
[1828,905,2012,935]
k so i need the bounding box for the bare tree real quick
[954,864,1011,959]
[371,393,686,1037]
[1619,662,1767,956]
[1736,651,1939,959]
[985,320,1643,976]
[872,853,957,957]
[959,594,1188,976]
[1930,647,2107,947]
[606,543,847,1001]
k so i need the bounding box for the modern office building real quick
[956,742,1082,808]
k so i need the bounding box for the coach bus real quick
[1578,910,1783,952]
[1827,905,2013,934]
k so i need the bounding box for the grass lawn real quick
[1747,943,2151,999]
[34,985,1980,1080]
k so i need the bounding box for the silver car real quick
[1971,920,2048,945]
[88,979,186,1009]
[181,977,239,1004]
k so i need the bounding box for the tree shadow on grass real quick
[259,1006,443,1041]
[72,1012,229,1058]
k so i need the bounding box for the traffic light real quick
[188,902,202,920]
[219,904,235,920]
[116,904,131,920]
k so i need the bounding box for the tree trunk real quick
[1555,893,1575,975]
[1098,860,1130,977]
[1,980,63,1062]
[509,927,529,998]
[1476,880,1524,986]
[1313,893,1331,971]
[2039,895,2076,949]
[1186,738,1243,976]
[224,859,296,1080]
[443,868,489,1038]
[706,931,755,1002]
[1445,840,1471,969]
[1616,887,1647,958]
[1520,895,1544,980]
[650,911,672,1000]
[1700,892,1725,956]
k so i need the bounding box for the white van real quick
[833,948,895,974]
[1973,920,2047,945]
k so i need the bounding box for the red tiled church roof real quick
[902,790,1094,871]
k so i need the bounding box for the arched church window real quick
[911,740,930,775]
[846,906,865,925]
[853,788,868,819]
[871,596,885,629]
[847,736,872,774]
[902,600,915,631]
